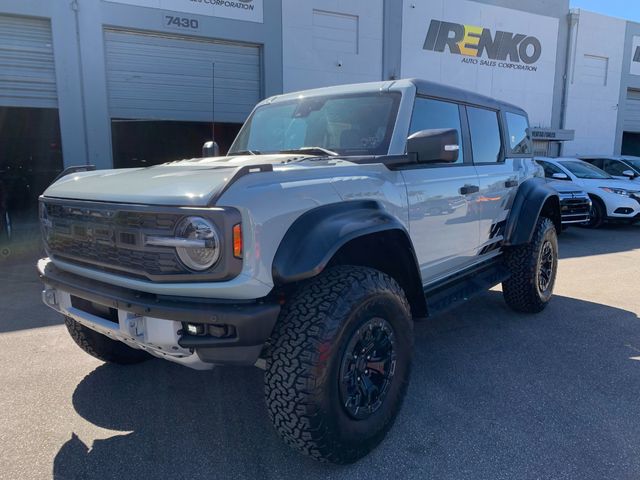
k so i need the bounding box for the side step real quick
[424,259,511,318]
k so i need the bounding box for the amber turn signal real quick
[232,223,243,258]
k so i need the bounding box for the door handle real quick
[505,180,519,188]
[459,185,480,195]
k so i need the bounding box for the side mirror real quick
[552,172,569,180]
[202,141,220,158]
[622,169,637,179]
[407,129,459,164]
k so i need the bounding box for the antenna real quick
[202,61,220,158]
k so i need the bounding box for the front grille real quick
[42,200,187,278]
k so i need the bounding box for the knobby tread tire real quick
[264,266,413,464]
[64,316,152,365]
[502,217,557,313]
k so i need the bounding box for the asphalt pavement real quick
[1,225,639,480]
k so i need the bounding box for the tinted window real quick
[409,97,464,164]
[583,158,604,169]
[559,160,612,179]
[505,112,531,154]
[467,107,501,164]
[605,160,631,176]
[537,160,566,178]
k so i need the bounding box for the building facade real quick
[1,0,640,222]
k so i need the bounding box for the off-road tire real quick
[582,196,605,229]
[64,316,152,364]
[502,217,558,313]
[264,266,413,464]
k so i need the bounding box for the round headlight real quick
[175,216,221,271]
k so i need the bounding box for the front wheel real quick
[264,266,413,464]
[582,197,605,229]
[502,217,558,313]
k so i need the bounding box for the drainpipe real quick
[560,10,580,156]
[71,0,90,165]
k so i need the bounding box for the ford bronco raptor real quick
[38,79,560,464]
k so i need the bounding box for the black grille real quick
[42,201,187,278]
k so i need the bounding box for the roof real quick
[260,78,528,117]
[408,79,527,115]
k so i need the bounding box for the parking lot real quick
[0,225,639,480]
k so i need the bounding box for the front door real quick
[402,97,480,284]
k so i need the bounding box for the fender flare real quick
[504,177,561,246]
[272,200,418,285]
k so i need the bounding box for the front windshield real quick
[229,92,401,156]
[559,160,613,179]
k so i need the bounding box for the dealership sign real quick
[401,0,559,126]
[423,20,542,70]
[631,36,640,75]
[106,0,263,23]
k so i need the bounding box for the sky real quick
[570,0,640,22]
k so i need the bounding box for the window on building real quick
[467,107,501,164]
[505,112,531,154]
[581,55,608,86]
[312,10,359,54]
[409,97,464,164]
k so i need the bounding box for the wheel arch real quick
[504,178,561,246]
[271,201,427,317]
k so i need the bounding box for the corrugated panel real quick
[624,89,640,132]
[104,29,261,123]
[0,15,57,108]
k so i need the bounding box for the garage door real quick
[624,89,640,132]
[104,29,261,123]
[0,15,57,108]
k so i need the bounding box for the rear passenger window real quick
[505,112,532,154]
[467,107,501,164]
[409,97,463,164]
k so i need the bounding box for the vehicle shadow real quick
[559,223,640,260]
[53,291,640,480]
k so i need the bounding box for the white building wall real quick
[563,10,626,156]
[399,0,559,128]
[281,0,383,93]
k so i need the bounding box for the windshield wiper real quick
[231,150,260,155]
[277,147,339,157]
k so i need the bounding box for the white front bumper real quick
[42,287,214,370]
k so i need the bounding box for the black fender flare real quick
[272,200,418,285]
[504,177,561,246]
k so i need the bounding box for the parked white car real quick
[535,157,640,228]
[578,156,640,183]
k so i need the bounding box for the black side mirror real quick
[407,129,459,164]
[202,141,220,158]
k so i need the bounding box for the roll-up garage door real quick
[104,29,261,123]
[0,15,57,108]
[624,89,640,132]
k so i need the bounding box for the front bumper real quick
[38,258,280,368]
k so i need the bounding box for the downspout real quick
[560,10,580,156]
[71,0,90,165]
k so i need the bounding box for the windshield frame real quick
[558,160,614,180]
[228,91,402,157]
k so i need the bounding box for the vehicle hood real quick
[574,177,640,192]
[545,180,586,194]
[41,154,333,206]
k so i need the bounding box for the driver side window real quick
[409,97,464,164]
[538,161,567,179]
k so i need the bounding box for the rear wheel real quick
[502,217,558,313]
[64,316,152,364]
[264,266,413,464]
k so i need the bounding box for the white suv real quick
[39,79,561,464]
[536,157,640,228]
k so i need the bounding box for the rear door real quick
[470,109,525,257]
[401,97,480,283]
